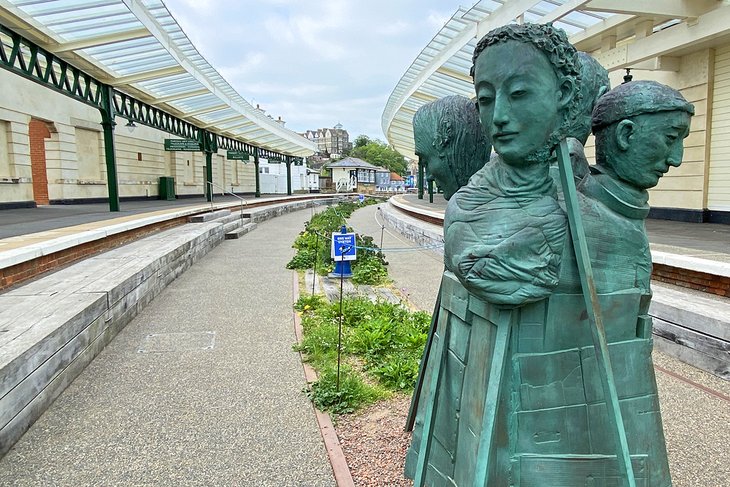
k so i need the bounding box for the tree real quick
[350,136,407,175]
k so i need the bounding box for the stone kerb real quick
[380,201,444,256]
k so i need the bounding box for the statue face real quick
[474,41,564,166]
[415,132,459,199]
[616,111,691,189]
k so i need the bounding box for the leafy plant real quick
[294,293,327,313]
[305,365,385,415]
[374,352,421,391]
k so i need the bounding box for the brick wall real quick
[652,263,730,297]
[0,216,188,290]
[29,119,50,205]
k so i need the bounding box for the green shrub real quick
[286,200,386,278]
[374,352,421,391]
[305,365,385,415]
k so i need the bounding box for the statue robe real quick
[406,160,672,487]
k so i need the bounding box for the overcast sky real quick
[161,0,473,142]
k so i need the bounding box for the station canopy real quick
[382,0,730,161]
[0,0,316,156]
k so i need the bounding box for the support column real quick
[286,155,292,196]
[428,179,434,204]
[417,158,424,200]
[254,147,261,197]
[100,85,120,212]
[201,129,213,202]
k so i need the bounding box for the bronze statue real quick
[406,23,692,487]
[413,95,492,200]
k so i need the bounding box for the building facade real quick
[301,123,353,158]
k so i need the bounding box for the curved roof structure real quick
[0,0,316,156]
[383,0,730,161]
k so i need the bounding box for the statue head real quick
[471,23,580,167]
[413,95,492,200]
[570,52,610,145]
[592,80,694,189]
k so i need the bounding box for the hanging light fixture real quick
[125,120,137,133]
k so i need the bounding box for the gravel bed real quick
[336,394,415,487]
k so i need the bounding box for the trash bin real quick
[159,176,175,200]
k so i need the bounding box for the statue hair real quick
[413,95,491,188]
[571,52,610,144]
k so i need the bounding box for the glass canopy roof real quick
[0,0,316,156]
[382,0,726,161]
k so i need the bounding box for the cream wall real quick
[708,44,730,211]
[0,69,257,205]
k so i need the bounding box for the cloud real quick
[159,0,469,140]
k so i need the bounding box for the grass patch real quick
[286,199,388,285]
[294,293,430,415]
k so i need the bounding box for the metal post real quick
[378,206,385,250]
[201,129,213,202]
[312,232,319,295]
[417,158,424,200]
[286,155,293,196]
[254,147,261,197]
[337,253,345,390]
[99,85,120,212]
[428,179,434,204]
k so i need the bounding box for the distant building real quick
[326,157,379,193]
[301,123,353,158]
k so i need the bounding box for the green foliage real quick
[286,200,388,284]
[294,293,328,313]
[352,234,389,285]
[374,352,421,391]
[296,294,431,414]
[350,137,408,175]
[305,365,385,415]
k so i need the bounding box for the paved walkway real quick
[0,208,335,486]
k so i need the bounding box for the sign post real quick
[329,225,356,278]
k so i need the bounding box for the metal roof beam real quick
[475,0,543,38]
[568,13,635,50]
[109,65,185,85]
[181,103,228,117]
[594,4,730,70]
[436,66,473,83]
[200,114,240,129]
[150,88,209,105]
[53,28,151,52]
[583,0,720,19]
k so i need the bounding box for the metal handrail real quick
[207,181,247,221]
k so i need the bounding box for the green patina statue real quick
[406,22,693,487]
[414,95,492,200]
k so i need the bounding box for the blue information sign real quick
[331,232,357,261]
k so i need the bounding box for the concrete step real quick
[221,217,251,235]
[649,282,730,380]
[188,209,231,223]
[225,222,258,240]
